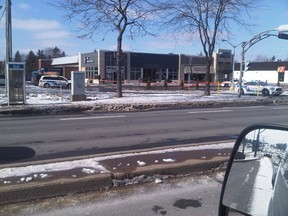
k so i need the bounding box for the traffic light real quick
[278,33,288,40]
[245,62,251,71]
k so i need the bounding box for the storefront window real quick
[130,67,142,80]
[85,67,98,79]
[168,68,178,80]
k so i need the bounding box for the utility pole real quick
[238,42,245,98]
[6,0,12,63]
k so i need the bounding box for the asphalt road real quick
[1,105,288,162]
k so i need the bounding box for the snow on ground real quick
[1,83,284,106]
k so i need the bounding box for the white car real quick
[220,79,239,87]
[237,81,283,96]
[38,75,71,88]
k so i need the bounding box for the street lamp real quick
[237,24,288,98]
[277,24,288,32]
[221,40,242,81]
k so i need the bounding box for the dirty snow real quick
[1,83,284,106]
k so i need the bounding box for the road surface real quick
[1,105,288,162]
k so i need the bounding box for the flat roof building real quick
[47,49,288,85]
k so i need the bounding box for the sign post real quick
[6,62,26,106]
[277,66,285,86]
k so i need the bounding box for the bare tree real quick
[253,54,269,62]
[162,0,256,95]
[52,0,159,97]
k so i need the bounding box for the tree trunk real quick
[116,34,123,98]
[204,61,211,96]
[205,83,210,95]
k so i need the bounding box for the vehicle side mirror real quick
[219,124,288,216]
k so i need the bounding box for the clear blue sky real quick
[0,0,287,62]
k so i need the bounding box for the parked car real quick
[220,79,239,87]
[236,80,283,96]
[38,75,71,88]
[0,74,5,86]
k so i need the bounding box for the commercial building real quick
[48,49,288,85]
[51,50,221,84]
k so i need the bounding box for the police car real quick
[237,80,283,96]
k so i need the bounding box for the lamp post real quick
[235,24,288,98]
[221,40,242,81]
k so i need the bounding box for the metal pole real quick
[232,47,235,80]
[6,0,12,62]
[238,42,245,98]
[5,0,12,96]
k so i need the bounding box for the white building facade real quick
[234,62,288,85]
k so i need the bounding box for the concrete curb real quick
[0,158,227,205]
[0,174,112,205]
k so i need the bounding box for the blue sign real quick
[8,63,25,69]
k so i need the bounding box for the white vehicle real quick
[38,75,71,88]
[220,79,239,87]
[236,80,283,96]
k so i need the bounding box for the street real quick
[1,105,288,162]
[0,171,224,216]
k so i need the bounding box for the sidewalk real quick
[0,142,233,205]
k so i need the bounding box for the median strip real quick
[0,142,234,205]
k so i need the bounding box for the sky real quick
[0,0,287,62]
